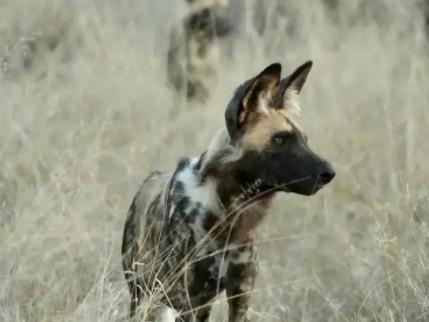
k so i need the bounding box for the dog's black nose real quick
[318,163,335,184]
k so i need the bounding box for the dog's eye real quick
[271,132,291,146]
[272,136,284,145]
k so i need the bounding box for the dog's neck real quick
[194,154,275,244]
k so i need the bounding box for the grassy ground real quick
[1,0,429,321]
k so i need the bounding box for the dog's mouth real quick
[309,174,336,194]
[310,183,324,195]
[251,175,331,197]
[272,176,328,196]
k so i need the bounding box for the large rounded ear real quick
[275,60,312,113]
[225,63,281,142]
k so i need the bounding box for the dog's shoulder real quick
[132,170,170,215]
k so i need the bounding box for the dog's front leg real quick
[225,246,257,322]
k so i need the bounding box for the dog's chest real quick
[174,205,231,296]
[186,235,255,302]
[186,212,255,299]
[165,160,255,297]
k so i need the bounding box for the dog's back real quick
[121,170,171,316]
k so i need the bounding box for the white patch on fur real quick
[284,89,301,116]
[177,159,221,213]
[230,248,252,264]
[168,203,176,219]
[257,92,272,115]
[190,212,207,242]
[157,306,179,322]
[208,253,230,280]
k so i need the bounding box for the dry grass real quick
[1,0,429,321]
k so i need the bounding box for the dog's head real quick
[224,62,335,196]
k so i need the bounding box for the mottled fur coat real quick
[122,61,335,322]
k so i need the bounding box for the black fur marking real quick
[193,152,206,173]
[187,206,201,223]
[177,158,191,172]
[185,7,233,39]
[174,181,186,195]
[176,197,190,214]
[189,255,224,297]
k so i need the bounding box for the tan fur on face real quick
[240,108,294,151]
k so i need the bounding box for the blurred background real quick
[1,0,429,321]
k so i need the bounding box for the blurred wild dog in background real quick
[122,61,335,321]
[166,0,233,107]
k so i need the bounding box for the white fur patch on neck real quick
[176,159,221,214]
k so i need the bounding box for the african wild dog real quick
[167,0,233,105]
[122,61,335,321]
